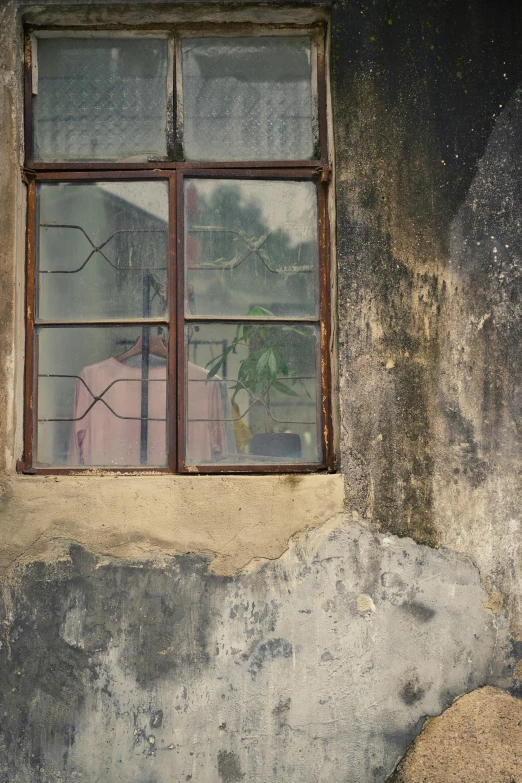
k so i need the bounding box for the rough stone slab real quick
[388,686,522,783]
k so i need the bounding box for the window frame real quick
[20,23,334,475]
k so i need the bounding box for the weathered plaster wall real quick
[0,522,513,782]
[1,0,522,780]
[333,0,522,641]
[0,0,24,475]
[434,85,522,640]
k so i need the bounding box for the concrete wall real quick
[1,1,522,781]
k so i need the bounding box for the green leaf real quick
[272,380,300,396]
[206,359,224,379]
[276,351,288,376]
[228,382,244,402]
[205,355,222,370]
[237,361,249,380]
[282,326,313,337]
[256,351,271,374]
[268,350,278,377]
[246,306,274,318]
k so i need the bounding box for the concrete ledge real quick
[0,472,344,575]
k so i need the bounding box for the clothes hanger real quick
[115,271,168,363]
[114,332,167,363]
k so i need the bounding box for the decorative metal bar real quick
[39,224,167,273]
[36,318,168,326]
[188,226,314,274]
[38,373,314,425]
[188,376,316,425]
[38,373,165,422]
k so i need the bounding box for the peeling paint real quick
[483,592,505,615]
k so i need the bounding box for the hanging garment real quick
[185,361,230,464]
[68,358,227,466]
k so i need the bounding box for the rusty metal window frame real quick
[20,24,333,475]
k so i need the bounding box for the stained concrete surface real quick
[434,84,522,639]
[388,686,522,783]
[0,519,512,782]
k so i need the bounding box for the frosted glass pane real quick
[184,179,318,317]
[37,182,168,321]
[185,322,321,465]
[36,326,168,467]
[33,38,168,161]
[182,37,314,161]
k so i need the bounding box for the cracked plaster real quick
[0,518,513,782]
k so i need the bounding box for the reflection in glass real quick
[37,182,169,321]
[186,323,321,465]
[33,37,168,161]
[36,326,168,467]
[182,37,314,161]
[184,180,318,318]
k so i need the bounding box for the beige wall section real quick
[0,474,344,575]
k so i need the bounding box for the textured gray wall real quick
[0,524,512,782]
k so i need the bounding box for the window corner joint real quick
[21,168,36,185]
[317,163,331,184]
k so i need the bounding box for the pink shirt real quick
[68,358,227,466]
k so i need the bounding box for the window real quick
[21,25,332,474]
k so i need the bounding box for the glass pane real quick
[185,323,321,465]
[37,182,169,321]
[181,37,314,161]
[185,180,318,318]
[36,326,168,467]
[33,37,168,161]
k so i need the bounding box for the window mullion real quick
[175,170,186,472]
[318,178,334,471]
[168,173,178,472]
[21,178,37,472]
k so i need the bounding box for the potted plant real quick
[205,307,312,459]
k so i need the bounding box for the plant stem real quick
[263,388,271,433]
